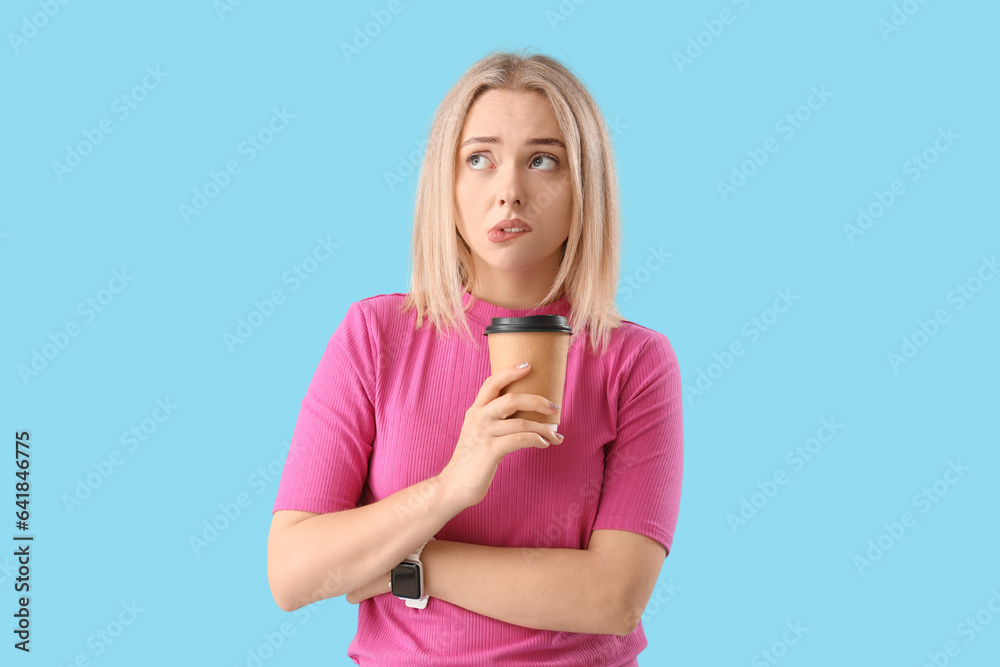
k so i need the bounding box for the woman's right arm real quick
[267,361,561,612]
[267,474,464,612]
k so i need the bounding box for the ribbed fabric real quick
[273,289,684,666]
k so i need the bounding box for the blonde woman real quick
[267,48,683,666]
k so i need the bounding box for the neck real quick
[467,254,565,309]
[466,281,564,309]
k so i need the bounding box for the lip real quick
[487,218,532,243]
[489,218,533,233]
[488,229,531,243]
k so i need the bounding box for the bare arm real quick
[267,474,464,611]
[425,530,665,637]
[346,532,665,637]
[424,540,627,635]
[269,361,565,612]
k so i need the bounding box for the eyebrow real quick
[460,136,566,150]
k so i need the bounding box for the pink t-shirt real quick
[273,290,684,666]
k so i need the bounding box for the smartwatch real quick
[390,537,435,609]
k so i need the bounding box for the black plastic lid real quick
[484,314,573,335]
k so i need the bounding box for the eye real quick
[465,153,560,171]
[466,153,494,170]
[531,154,559,170]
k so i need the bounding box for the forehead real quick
[460,89,562,138]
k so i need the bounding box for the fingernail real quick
[516,362,529,369]
[548,401,560,410]
[555,432,564,441]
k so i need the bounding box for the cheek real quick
[555,189,574,220]
[454,176,479,208]
[551,175,572,208]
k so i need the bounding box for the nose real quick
[499,192,521,207]
[497,166,524,208]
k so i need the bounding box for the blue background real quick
[3,1,998,665]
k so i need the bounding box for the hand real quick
[438,362,563,509]
[345,570,391,604]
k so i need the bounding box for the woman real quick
[267,48,683,666]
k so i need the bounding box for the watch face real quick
[391,562,421,599]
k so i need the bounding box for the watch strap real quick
[399,537,435,609]
[407,536,435,562]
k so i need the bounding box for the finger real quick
[490,392,560,421]
[492,429,560,458]
[470,362,531,409]
[491,417,563,445]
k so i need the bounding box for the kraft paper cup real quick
[484,314,572,435]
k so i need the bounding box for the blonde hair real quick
[400,47,624,356]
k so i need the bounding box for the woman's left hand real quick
[345,571,392,604]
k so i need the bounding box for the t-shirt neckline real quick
[461,287,571,326]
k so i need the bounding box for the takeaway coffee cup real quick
[484,315,572,434]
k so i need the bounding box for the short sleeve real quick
[272,301,377,515]
[590,332,683,556]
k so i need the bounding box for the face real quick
[454,89,573,290]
